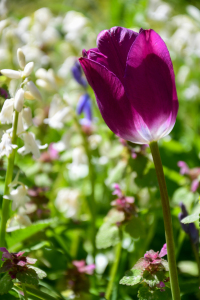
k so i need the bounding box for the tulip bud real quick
[1,69,21,79]
[14,88,24,112]
[23,62,34,77]
[27,81,42,101]
[17,48,26,69]
[22,107,32,129]
[24,91,35,100]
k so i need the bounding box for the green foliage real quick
[138,286,172,300]
[96,222,120,249]
[16,268,39,285]
[0,273,13,295]
[125,216,146,239]
[181,212,199,224]
[119,269,142,286]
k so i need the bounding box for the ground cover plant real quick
[0,0,199,299]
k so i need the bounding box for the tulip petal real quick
[97,27,138,81]
[79,58,148,144]
[125,29,178,141]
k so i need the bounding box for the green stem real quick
[22,283,28,300]
[0,111,19,247]
[73,114,96,257]
[149,141,181,300]
[105,229,122,300]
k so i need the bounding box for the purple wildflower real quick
[79,27,178,144]
[178,202,198,245]
[0,248,37,279]
[178,161,200,192]
[71,61,87,87]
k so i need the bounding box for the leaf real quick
[96,223,120,249]
[181,213,199,224]
[28,266,47,279]
[0,273,13,295]
[138,286,172,300]
[119,269,142,286]
[16,268,39,285]
[6,219,55,249]
[125,216,145,239]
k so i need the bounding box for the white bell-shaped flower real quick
[22,107,32,130]
[18,132,47,158]
[27,81,42,101]
[17,48,26,69]
[0,132,17,157]
[23,62,34,77]
[5,185,30,211]
[14,88,24,112]
[0,98,14,124]
[1,69,21,79]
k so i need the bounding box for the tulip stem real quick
[73,113,96,257]
[105,229,122,300]
[149,141,181,300]
[0,110,19,248]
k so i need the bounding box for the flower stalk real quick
[21,283,28,300]
[105,229,122,300]
[0,110,19,248]
[149,141,181,300]
[73,113,96,257]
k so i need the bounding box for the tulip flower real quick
[79,27,178,144]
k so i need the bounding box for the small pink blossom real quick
[177,161,200,192]
[73,260,95,275]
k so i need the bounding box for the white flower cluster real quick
[0,48,47,159]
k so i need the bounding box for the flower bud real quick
[1,69,21,79]
[24,91,35,100]
[22,107,32,129]
[27,81,42,101]
[14,88,24,112]
[23,62,34,77]
[17,48,26,69]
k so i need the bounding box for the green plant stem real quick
[0,111,19,248]
[22,283,28,300]
[73,114,96,257]
[149,141,181,300]
[105,229,122,300]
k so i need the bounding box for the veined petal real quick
[79,57,147,144]
[124,29,178,141]
[97,27,138,81]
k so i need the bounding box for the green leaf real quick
[96,223,120,249]
[125,216,145,239]
[16,268,39,285]
[0,273,13,295]
[119,269,142,286]
[29,266,47,279]
[138,286,172,300]
[6,219,55,249]
[181,213,199,224]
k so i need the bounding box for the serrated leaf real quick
[138,286,172,300]
[16,268,38,285]
[6,219,55,249]
[119,269,142,286]
[125,216,145,239]
[29,266,47,279]
[96,223,120,249]
[0,273,13,295]
[105,209,125,225]
[181,213,199,224]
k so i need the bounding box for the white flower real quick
[17,48,26,69]
[52,132,71,152]
[35,68,57,91]
[68,147,88,180]
[88,134,102,150]
[44,107,72,129]
[18,132,47,158]
[55,188,80,218]
[22,107,32,129]
[23,62,34,77]
[1,69,21,79]
[0,133,17,157]
[0,98,14,124]
[27,81,42,101]
[5,185,30,211]
[7,214,32,231]
[14,88,24,112]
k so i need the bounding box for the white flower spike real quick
[0,99,14,124]
[14,88,24,112]
[0,133,17,158]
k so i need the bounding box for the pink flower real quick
[178,161,200,192]
[73,260,95,275]
[79,27,178,144]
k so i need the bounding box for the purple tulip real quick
[79,27,178,144]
